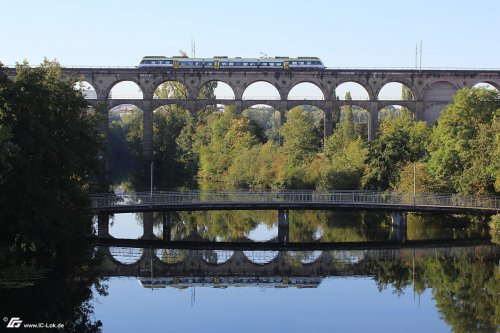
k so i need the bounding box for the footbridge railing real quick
[90,190,500,213]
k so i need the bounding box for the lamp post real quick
[150,161,154,200]
[413,161,416,205]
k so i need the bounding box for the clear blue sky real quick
[2,0,500,69]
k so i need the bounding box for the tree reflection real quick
[0,243,106,332]
[363,250,499,332]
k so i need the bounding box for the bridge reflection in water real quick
[95,243,499,290]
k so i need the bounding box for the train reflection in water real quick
[138,276,322,289]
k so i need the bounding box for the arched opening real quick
[287,251,322,264]
[109,81,144,99]
[339,103,370,141]
[197,103,227,123]
[243,81,280,100]
[336,82,370,100]
[288,82,324,100]
[201,250,234,264]
[247,223,278,242]
[378,82,414,101]
[155,249,188,264]
[243,250,279,265]
[379,105,411,122]
[108,105,143,184]
[473,82,499,91]
[242,104,280,143]
[198,80,235,100]
[151,105,196,190]
[73,81,97,99]
[154,81,189,99]
[288,105,324,136]
[109,246,143,265]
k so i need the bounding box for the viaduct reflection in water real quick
[94,243,500,332]
[96,244,499,290]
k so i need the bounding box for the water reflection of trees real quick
[0,245,106,332]
[130,210,491,243]
[363,251,499,332]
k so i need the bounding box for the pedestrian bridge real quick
[91,190,499,214]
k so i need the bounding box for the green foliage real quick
[0,61,102,254]
[362,111,430,190]
[198,105,262,184]
[489,214,500,245]
[427,88,500,195]
[242,106,278,142]
[281,107,321,164]
[152,107,196,188]
[0,244,105,332]
[396,162,445,193]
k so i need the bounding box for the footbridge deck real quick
[91,191,500,214]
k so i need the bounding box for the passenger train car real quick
[138,56,325,70]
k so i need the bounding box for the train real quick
[138,56,325,70]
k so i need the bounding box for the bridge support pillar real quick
[278,210,290,244]
[142,102,153,162]
[415,101,424,121]
[279,109,287,146]
[162,212,171,242]
[390,225,407,243]
[142,212,156,240]
[368,102,379,141]
[390,212,407,242]
[97,213,111,238]
[391,212,407,228]
[324,109,333,144]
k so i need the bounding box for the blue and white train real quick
[138,56,325,70]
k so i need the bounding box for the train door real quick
[284,61,289,70]
[173,60,179,70]
[214,60,220,69]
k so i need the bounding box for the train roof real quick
[141,56,323,61]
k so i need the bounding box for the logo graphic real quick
[6,317,22,328]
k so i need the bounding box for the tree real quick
[362,111,430,190]
[281,107,321,165]
[0,60,102,254]
[152,107,196,189]
[427,88,500,194]
[198,105,261,184]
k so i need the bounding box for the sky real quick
[2,0,499,99]
[2,0,499,69]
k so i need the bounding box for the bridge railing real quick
[90,190,500,211]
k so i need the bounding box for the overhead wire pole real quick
[419,40,423,72]
[415,43,418,69]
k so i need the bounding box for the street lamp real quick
[150,161,154,200]
[413,162,416,205]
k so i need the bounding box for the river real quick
[1,210,498,332]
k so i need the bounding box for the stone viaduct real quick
[96,244,497,284]
[7,67,500,162]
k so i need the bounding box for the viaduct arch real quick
[7,67,500,163]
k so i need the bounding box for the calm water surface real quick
[92,211,498,333]
[1,211,498,333]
